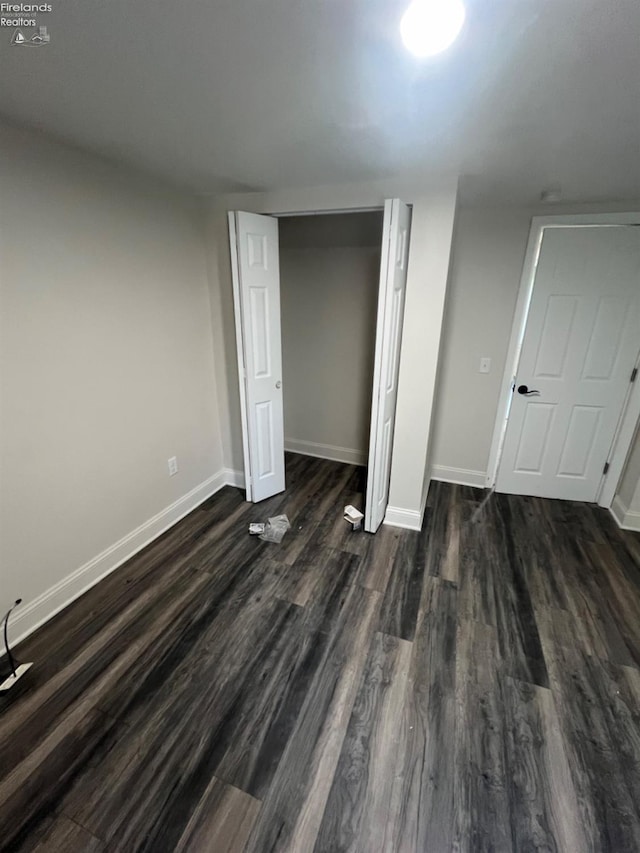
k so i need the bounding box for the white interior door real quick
[497,226,640,501]
[229,211,285,503]
[365,199,412,533]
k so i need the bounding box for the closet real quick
[229,198,411,532]
[278,211,384,469]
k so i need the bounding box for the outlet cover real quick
[168,456,178,476]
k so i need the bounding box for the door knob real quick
[276,380,282,389]
[517,384,540,396]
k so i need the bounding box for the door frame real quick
[486,211,640,508]
[229,203,386,502]
[228,212,254,501]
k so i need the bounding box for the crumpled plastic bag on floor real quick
[258,514,291,544]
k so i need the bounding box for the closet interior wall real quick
[279,211,383,466]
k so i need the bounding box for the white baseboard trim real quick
[384,505,423,531]
[284,438,366,467]
[223,467,246,489]
[610,494,640,532]
[431,465,487,489]
[10,469,234,647]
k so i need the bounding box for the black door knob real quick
[517,384,540,396]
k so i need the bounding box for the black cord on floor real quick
[2,599,22,678]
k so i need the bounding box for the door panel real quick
[249,287,271,376]
[497,226,640,501]
[365,199,412,533]
[231,211,285,503]
[533,295,577,377]
[556,406,601,476]
[582,297,629,379]
[513,403,555,473]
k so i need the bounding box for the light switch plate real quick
[479,357,491,374]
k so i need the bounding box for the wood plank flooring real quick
[1,453,640,851]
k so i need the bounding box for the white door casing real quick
[365,199,412,533]
[496,225,640,501]
[230,211,285,503]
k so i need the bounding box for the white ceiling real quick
[1,0,639,204]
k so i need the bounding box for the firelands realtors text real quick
[1,3,51,27]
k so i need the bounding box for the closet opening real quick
[229,198,412,532]
[278,210,384,491]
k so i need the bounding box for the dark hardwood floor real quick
[1,452,640,852]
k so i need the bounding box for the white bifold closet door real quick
[229,211,285,503]
[364,199,412,533]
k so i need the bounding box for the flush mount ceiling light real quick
[400,0,466,58]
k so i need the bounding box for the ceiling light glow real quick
[400,0,466,58]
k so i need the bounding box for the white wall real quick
[614,429,640,529]
[206,177,459,528]
[386,189,458,525]
[280,229,380,464]
[206,206,245,477]
[0,124,223,641]
[618,430,640,509]
[430,202,640,507]
[429,207,533,482]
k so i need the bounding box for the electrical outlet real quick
[479,357,491,374]
[168,456,178,476]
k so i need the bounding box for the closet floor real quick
[1,453,640,851]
